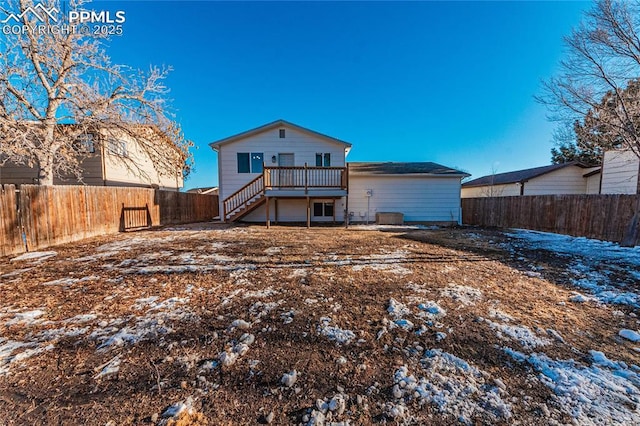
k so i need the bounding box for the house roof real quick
[186,186,218,194]
[209,119,353,150]
[349,162,470,177]
[462,162,590,188]
[583,168,601,178]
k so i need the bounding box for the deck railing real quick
[264,165,347,190]
[222,164,348,221]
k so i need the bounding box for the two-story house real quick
[210,120,469,226]
[0,125,184,190]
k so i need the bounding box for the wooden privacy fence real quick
[0,184,219,257]
[462,195,640,245]
[0,185,22,257]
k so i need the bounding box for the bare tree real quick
[480,164,505,197]
[0,0,192,185]
[538,0,640,159]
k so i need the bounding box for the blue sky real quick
[101,1,590,190]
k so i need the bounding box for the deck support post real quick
[266,196,270,229]
[344,195,349,228]
[274,198,278,224]
[306,196,311,228]
[333,198,336,224]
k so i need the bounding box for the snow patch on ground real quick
[417,301,447,320]
[1,267,33,278]
[5,309,44,326]
[619,329,640,342]
[506,230,640,307]
[486,319,550,350]
[243,287,278,299]
[95,355,121,379]
[317,317,356,345]
[42,276,99,286]
[569,292,593,303]
[390,349,511,424]
[93,298,197,351]
[219,333,255,367]
[387,298,411,319]
[505,347,640,424]
[0,338,54,376]
[440,284,482,305]
[64,314,98,324]
[10,251,57,262]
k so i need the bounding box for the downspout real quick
[216,146,223,221]
[599,151,605,194]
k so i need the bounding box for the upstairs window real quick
[315,153,331,167]
[237,152,264,173]
[237,153,250,173]
[74,134,95,153]
[107,138,128,157]
[279,129,286,138]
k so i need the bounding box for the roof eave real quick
[353,172,471,178]
[209,119,352,150]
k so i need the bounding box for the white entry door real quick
[278,153,295,187]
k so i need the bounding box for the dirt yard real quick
[1,223,639,425]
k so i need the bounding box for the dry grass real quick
[0,223,637,425]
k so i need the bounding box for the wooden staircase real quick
[223,174,265,222]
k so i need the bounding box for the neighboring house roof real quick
[583,168,601,178]
[208,119,353,151]
[186,186,218,194]
[349,162,470,177]
[462,162,590,188]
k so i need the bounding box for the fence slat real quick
[462,194,640,245]
[0,185,219,256]
[0,185,22,257]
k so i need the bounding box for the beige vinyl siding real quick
[461,165,598,198]
[522,166,588,195]
[349,175,462,223]
[601,150,639,194]
[461,183,520,198]
[103,133,182,191]
[585,172,601,194]
[218,126,347,202]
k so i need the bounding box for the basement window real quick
[313,202,334,217]
[279,129,286,138]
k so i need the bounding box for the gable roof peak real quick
[209,119,352,150]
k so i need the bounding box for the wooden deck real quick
[222,164,349,227]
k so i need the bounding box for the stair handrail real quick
[223,173,265,220]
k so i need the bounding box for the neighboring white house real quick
[461,162,601,198]
[600,149,640,194]
[209,119,469,225]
